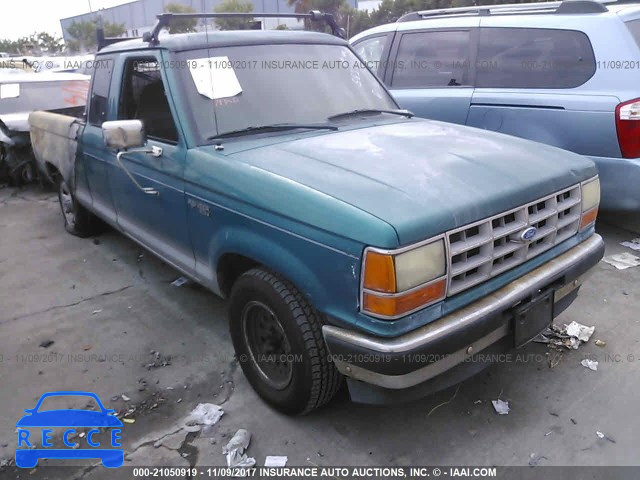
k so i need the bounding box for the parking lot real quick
[0,183,639,478]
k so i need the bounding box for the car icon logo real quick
[519,226,538,242]
[15,391,124,468]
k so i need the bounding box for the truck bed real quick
[29,110,84,186]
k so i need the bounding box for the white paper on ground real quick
[223,429,255,470]
[565,321,595,343]
[602,252,640,270]
[264,456,288,467]
[491,399,509,415]
[581,359,598,371]
[0,83,20,99]
[185,403,224,426]
[621,238,640,251]
[189,56,242,100]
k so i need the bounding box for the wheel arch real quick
[212,227,330,310]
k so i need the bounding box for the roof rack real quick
[141,10,345,45]
[397,0,608,22]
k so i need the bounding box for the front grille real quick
[447,184,581,295]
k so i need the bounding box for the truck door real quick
[82,55,117,224]
[107,53,194,273]
[385,21,479,125]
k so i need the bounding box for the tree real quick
[0,32,63,55]
[165,2,198,34]
[213,0,256,31]
[66,19,126,52]
[0,39,21,55]
[32,32,64,54]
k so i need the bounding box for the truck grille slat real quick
[446,184,581,296]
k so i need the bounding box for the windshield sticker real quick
[189,56,242,100]
[0,83,20,99]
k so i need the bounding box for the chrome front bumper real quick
[323,234,604,392]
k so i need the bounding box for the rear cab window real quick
[476,27,596,89]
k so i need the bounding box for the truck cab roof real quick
[98,30,347,55]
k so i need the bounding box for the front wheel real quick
[57,178,101,237]
[229,268,342,414]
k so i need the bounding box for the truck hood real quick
[227,119,597,245]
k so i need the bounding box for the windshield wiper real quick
[327,108,414,121]
[208,123,337,140]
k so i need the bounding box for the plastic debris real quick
[547,349,563,369]
[491,399,510,415]
[123,418,135,424]
[171,276,189,287]
[581,359,598,371]
[223,429,256,468]
[185,403,224,427]
[620,238,640,251]
[39,340,54,348]
[595,339,606,347]
[528,453,547,466]
[534,321,595,350]
[602,252,640,270]
[565,321,595,343]
[596,431,616,443]
[91,309,103,315]
[122,394,131,402]
[264,456,288,467]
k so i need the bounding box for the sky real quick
[2,0,134,40]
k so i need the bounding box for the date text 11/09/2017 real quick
[132,467,498,477]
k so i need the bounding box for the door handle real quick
[115,146,163,196]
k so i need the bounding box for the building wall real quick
[60,0,357,41]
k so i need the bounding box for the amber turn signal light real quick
[580,207,598,231]
[363,251,396,293]
[363,278,446,317]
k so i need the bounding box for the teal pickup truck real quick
[29,13,604,414]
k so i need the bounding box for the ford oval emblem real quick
[520,226,538,242]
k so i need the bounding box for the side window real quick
[118,58,179,143]
[626,19,640,48]
[391,30,471,88]
[476,28,596,89]
[88,57,114,126]
[353,35,388,70]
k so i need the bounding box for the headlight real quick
[580,177,600,230]
[361,239,447,319]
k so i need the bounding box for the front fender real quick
[210,225,331,307]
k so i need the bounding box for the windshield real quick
[176,44,398,144]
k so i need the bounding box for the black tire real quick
[229,268,342,414]
[57,178,101,237]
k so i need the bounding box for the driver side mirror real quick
[102,120,146,150]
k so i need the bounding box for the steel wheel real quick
[241,300,293,390]
[59,181,76,228]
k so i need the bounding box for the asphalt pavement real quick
[1,184,639,479]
